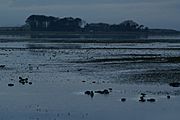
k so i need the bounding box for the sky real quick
[0,0,180,30]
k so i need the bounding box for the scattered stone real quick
[85,91,91,95]
[108,88,112,91]
[92,81,96,84]
[8,83,14,87]
[147,98,156,102]
[121,98,126,102]
[78,69,82,71]
[19,77,29,85]
[90,91,94,98]
[82,81,86,83]
[95,91,102,94]
[167,96,170,99]
[169,82,180,87]
[29,82,32,85]
[139,96,146,102]
[85,91,94,98]
[95,89,109,95]
[141,93,146,97]
[103,89,109,94]
[139,99,146,102]
[0,65,5,68]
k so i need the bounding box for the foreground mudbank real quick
[0,37,180,120]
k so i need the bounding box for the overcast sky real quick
[0,0,179,30]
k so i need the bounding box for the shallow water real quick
[0,36,180,120]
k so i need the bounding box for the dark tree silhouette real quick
[25,15,148,32]
[26,15,83,31]
[84,23,110,32]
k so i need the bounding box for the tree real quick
[25,15,148,32]
[26,15,83,31]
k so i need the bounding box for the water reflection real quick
[30,33,148,40]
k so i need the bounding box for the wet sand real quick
[0,37,180,120]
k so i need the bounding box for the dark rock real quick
[19,77,29,85]
[82,81,86,83]
[29,82,32,85]
[108,88,112,91]
[141,93,146,97]
[19,80,26,84]
[92,81,96,83]
[0,65,5,68]
[78,69,82,71]
[139,96,146,102]
[140,96,144,100]
[85,91,91,95]
[8,83,14,87]
[169,82,180,87]
[167,96,170,99]
[95,90,103,94]
[90,91,94,98]
[139,99,146,102]
[147,98,156,102]
[95,89,109,95]
[103,89,109,94]
[121,98,126,102]
[85,91,94,98]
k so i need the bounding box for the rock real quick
[139,99,146,102]
[169,82,180,87]
[95,89,109,95]
[29,82,32,85]
[141,93,146,97]
[8,83,14,87]
[78,69,82,71]
[92,81,96,84]
[82,81,86,83]
[95,90,103,94]
[85,91,91,95]
[108,88,112,91]
[103,89,109,94]
[19,77,29,85]
[147,98,156,102]
[139,96,146,102]
[0,65,5,68]
[90,91,94,98]
[121,98,126,102]
[167,95,170,99]
[25,80,28,83]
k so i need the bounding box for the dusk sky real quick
[0,0,179,30]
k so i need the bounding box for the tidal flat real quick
[0,36,180,120]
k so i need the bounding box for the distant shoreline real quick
[0,30,179,36]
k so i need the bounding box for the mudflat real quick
[0,36,180,120]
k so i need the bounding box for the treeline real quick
[24,15,149,32]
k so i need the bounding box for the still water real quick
[0,35,180,120]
